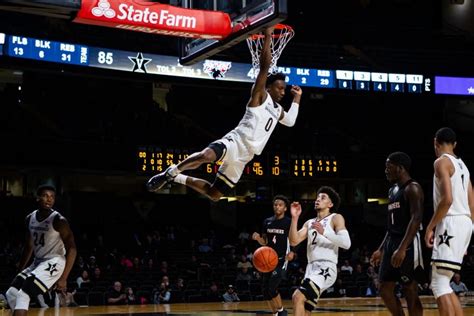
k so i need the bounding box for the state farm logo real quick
[91,1,197,29]
[92,0,116,18]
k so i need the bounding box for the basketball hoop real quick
[246,24,294,75]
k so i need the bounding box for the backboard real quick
[175,0,287,65]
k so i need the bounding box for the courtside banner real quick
[74,0,232,39]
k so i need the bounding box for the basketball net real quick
[246,24,294,76]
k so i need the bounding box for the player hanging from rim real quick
[146,25,302,201]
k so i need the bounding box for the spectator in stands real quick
[143,258,155,273]
[238,227,250,245]
[222,285,240,302]
[198,238,213,253]
[236,266,253,282]
[341,259,353,274]
[107,281,127,305]
[159,260,169,278]
[74,255,88,272]
[161,275,170,288]
[172,278,185,292]
[88,255,98,271]
[76,270,91,289]
[366,266,379,297]
[352,263,366,283]
[153,282,171,304]
[131,257,142,273]
[236,255,253,270]
[206,282,222,302]
[120,255,133,270]
[217,257,228,270]
[450,273,469,297]
[125,287,138,304]
[90,267,103,285]
[334,278,347,297]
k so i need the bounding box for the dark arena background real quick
[1,0,474,315]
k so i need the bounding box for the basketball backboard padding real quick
[179,0,287,66]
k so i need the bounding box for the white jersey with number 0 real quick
[433,153,471,217]
[306,213,339,264]
[29,210,66,260]
[233,93,282,155]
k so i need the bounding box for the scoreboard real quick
[0,32,442,95]
[136,147,338,178]
[3,32,474,96]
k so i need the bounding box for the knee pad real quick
[304,301,316,312]
[14,290,31,310]
[431,266,454,299]
[6,287,19,309]
[299,278,321,311]
[10,272,28,290]
[22,276,48,298]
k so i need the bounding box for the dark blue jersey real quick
[387,179,414,237]
[261,216,291,259]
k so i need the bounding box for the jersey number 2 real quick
[311,231,317,245]
[33,232,45,247]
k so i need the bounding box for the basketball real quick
[252,246,278,273]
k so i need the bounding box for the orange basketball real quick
[252,246,278,273]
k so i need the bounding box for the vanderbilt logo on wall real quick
[74,0,232,39]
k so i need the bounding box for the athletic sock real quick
[174,174,187,185]
[168,165,181,177]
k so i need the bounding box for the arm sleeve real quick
[279,102,299,127]
[323,229,351,249]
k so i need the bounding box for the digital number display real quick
[290,154,338,177]
[0,32,438,95]
[285,68,336,88]
[335,70,429,94]
[6,35,89,66]
[137,147,189,173]
[137,147,338,178]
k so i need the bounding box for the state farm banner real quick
[74,0,232,39]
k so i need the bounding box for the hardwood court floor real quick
[4,296,474,315]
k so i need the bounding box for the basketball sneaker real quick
[146,167,175,192]
[277,309,288,316]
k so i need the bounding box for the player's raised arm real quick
[248,26,274,107]
[279,85,302,127]
[289,202,308,246]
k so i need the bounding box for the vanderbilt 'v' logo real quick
[438,230,454,247]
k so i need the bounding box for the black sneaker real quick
[146,167,174,192]
[277,310,288,316]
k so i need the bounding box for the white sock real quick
[6,287,18,309]
[174,174,188,185]
[167,165,181,177]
